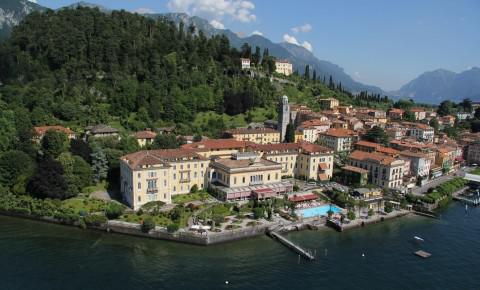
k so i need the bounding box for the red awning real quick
[288,193,318,202]
[318,163,329,170]
[252,188,277,199]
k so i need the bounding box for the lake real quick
[1,203,478,290]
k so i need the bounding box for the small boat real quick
[413,236,424,242]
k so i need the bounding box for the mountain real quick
[60,1,110,13]
[393,67,480,104]
[0,0,45,39]
[156,13,384,94]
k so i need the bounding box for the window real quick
[173,166,176,170]
[173,173,176,180]
[137,173,141,178]
[194,172,197,178]
[242,177,245,183]
[138,182,141,189]
[164,180,167,187]
[173,186,176,192]
[138,196,141,202]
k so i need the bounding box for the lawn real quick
[470,168,480,175]
[61,197,111,215]
[119,213,173,227]
[83,181,108,194]
[171,191,213,204]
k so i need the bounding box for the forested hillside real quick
[0,7,279,134]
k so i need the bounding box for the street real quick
[411,167,472,195]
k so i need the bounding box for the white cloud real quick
[167,0,256,23]
[28,0,37,2]
[283,34,300,45]
[210,20,225,29]
[250,30,263,36]
[301,41,313,52]
[283,34,313,51]
[134,8,155,14]
[354,72,361,79]
[291,23,312,34]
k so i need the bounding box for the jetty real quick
[414,250,432,259]
[267,231,315,260]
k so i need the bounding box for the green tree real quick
[404,111,416,122]
[285,123,295,143]
[0,110,16,153]
[41,130,68,158]
[0,150,35,194]
[364,126,389,145]
[429,117,440,131]
[27,158,69,200]
[91,147,108,183]
[152,134,181,149]
[437,100,455,117]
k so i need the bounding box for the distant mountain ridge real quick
[156,12,384,94]
[0,0,45,39]
[393,67,480,104]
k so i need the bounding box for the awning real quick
[288,193,318,202]
[319,163,329,170]
[318,173,329,181]
[252,188,277,199]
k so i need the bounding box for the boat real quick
[413,236,424,242]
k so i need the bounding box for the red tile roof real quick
[133,130,157,139]
[225,128,279,135]
[322,128,356,138]
[121,149,205,169]
[342,165,368,174]
[349,150,401,166]
[182,139,254,151]
[34,125,74,136]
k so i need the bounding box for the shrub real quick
[141,217,156,233]
[190,184,198,193]
[78,218,87,229]
[368,209,374,216]
[384,203,393,213]
[84,214,107,226]
[167,223,179,233]
[253,207,264,219]
[347,210,356,220]
[105,202,125,219]
[212,214,225,225]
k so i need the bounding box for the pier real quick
[452,195,480,206]
[267,231,315,260]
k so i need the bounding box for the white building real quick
[275,59,293,76]
[241,58,251,70]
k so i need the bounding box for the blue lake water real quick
[1,202,479,289]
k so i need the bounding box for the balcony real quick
[249,181,264,186]
[147,188,159,194]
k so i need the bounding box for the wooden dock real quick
[414,250,431,259]
[267,231,315,260]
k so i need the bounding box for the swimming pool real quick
[297,205,343,218]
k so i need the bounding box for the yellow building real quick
[120,149,210,210]
[319,129,357,152]
[275,59,293,76]
[318,98,339,110]
[224,128,280,144]
[295,130,304,143]
[208,152,292,201]
[347,150,405,189]
[249,142,334,181]
[181,139,253,159]
[133,130,157,147]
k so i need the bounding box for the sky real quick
[34,0,480,91]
